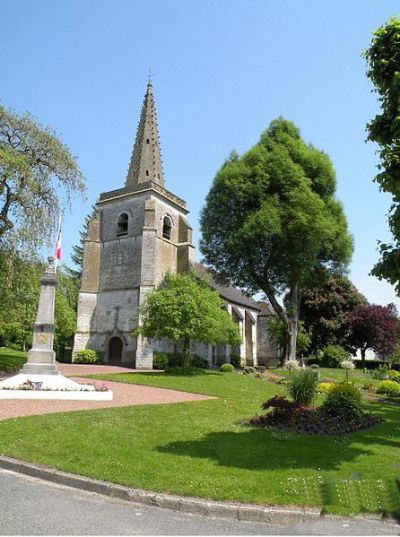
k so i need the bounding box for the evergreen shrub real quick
[74,349,102,364]
[321,382,363,421]
[220,363,235,373]
[230,353,241,367]
[153,351,168,370]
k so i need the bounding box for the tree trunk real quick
[361,347,366,367]
[182,337,191,368]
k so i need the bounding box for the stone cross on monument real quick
[21,256,59,376]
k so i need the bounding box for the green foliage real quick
[369,364,389,380]
[321,345,350,368]
[220,363,235,373]
[376,380,400,397]
[364,17,400,293]
[321,382,363,421]
[288,369,319,406]
[153,351,168,370]
[389,344,400,369]
[135,272,241,367]
[300,274,367,352]
[0,347,26,372]
[0,105,85,247]
[230,353,241,368]
[74,349,102,364]
[191,355,209,369]
[267,317,311,360]
[388,369,400,382]
[200,117,352,362]
[67,206,97,279]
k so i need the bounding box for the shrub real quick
[370,365,389,380]
[230,353,241,368]
[153,351,168,370]
[288,369,319,406]
[362,381,374,391]
[321,382,363,421]
[388,369,400,382]
[284,359,300,371]
[74,349,102,364]
[376,380,400,397]
[165,353,183,367]
[220,363,235,373]
[321,345,350,368]
[191,355,209,369]
[317,382,336,394]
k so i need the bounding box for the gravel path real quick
[0,364,215,421]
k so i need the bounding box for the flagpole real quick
[55,213,62,272]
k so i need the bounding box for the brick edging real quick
[0,455,397,528]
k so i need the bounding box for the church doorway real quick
[109,337,123,365]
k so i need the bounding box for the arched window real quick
[117,213,128,236]
[162,216,172,240]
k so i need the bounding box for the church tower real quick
[73,82,194,368]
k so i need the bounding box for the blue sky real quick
[1,0,400,307]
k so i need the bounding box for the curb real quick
[0,455,398,528]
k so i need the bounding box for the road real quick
[0,469,398,535]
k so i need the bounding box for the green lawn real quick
[0,347,26,373]
[0,368,399,517]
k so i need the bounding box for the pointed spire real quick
[125,81,165,187]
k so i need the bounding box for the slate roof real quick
[194,262,262,312]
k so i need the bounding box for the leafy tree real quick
[345,303,399,364]
[200,118,353,363]
[135,272,241,367]
[67,206,97,279]
[364,17,400,293]
[266,317,311,362]
[0,105,85,248]
[54,265,80,361]
[0,248,42,349]
[300,274,367,352]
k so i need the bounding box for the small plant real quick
[230,353,241,368]
[74,349,102,364]
[376,380,400,397]
[153,351,168,370]
[288,369,319,406]
[320,382,363,422]
[220,363,235,373]
[370,364,389,380]
[387,369,400,382]
[317,382,336,394]
[340,359,355,382]
[284,359,300,371]
[362,381,374,391]
[321,345,350,368]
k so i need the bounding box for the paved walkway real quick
[0,364,215,421]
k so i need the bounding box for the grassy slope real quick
[0,368,399,516]
[0,348,26,372]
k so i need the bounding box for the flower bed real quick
[248,405,382,435]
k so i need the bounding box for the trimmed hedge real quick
[74,349,102,364]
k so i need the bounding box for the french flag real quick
[55,215,62,261]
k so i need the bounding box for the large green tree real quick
[0,105,85,248]
[364,17,400,293]
[200,118,353,363]
[300,274,367,353]
[135,272,241,367]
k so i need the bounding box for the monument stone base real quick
[0,373,113,401]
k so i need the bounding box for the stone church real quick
[72,82,279,368]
